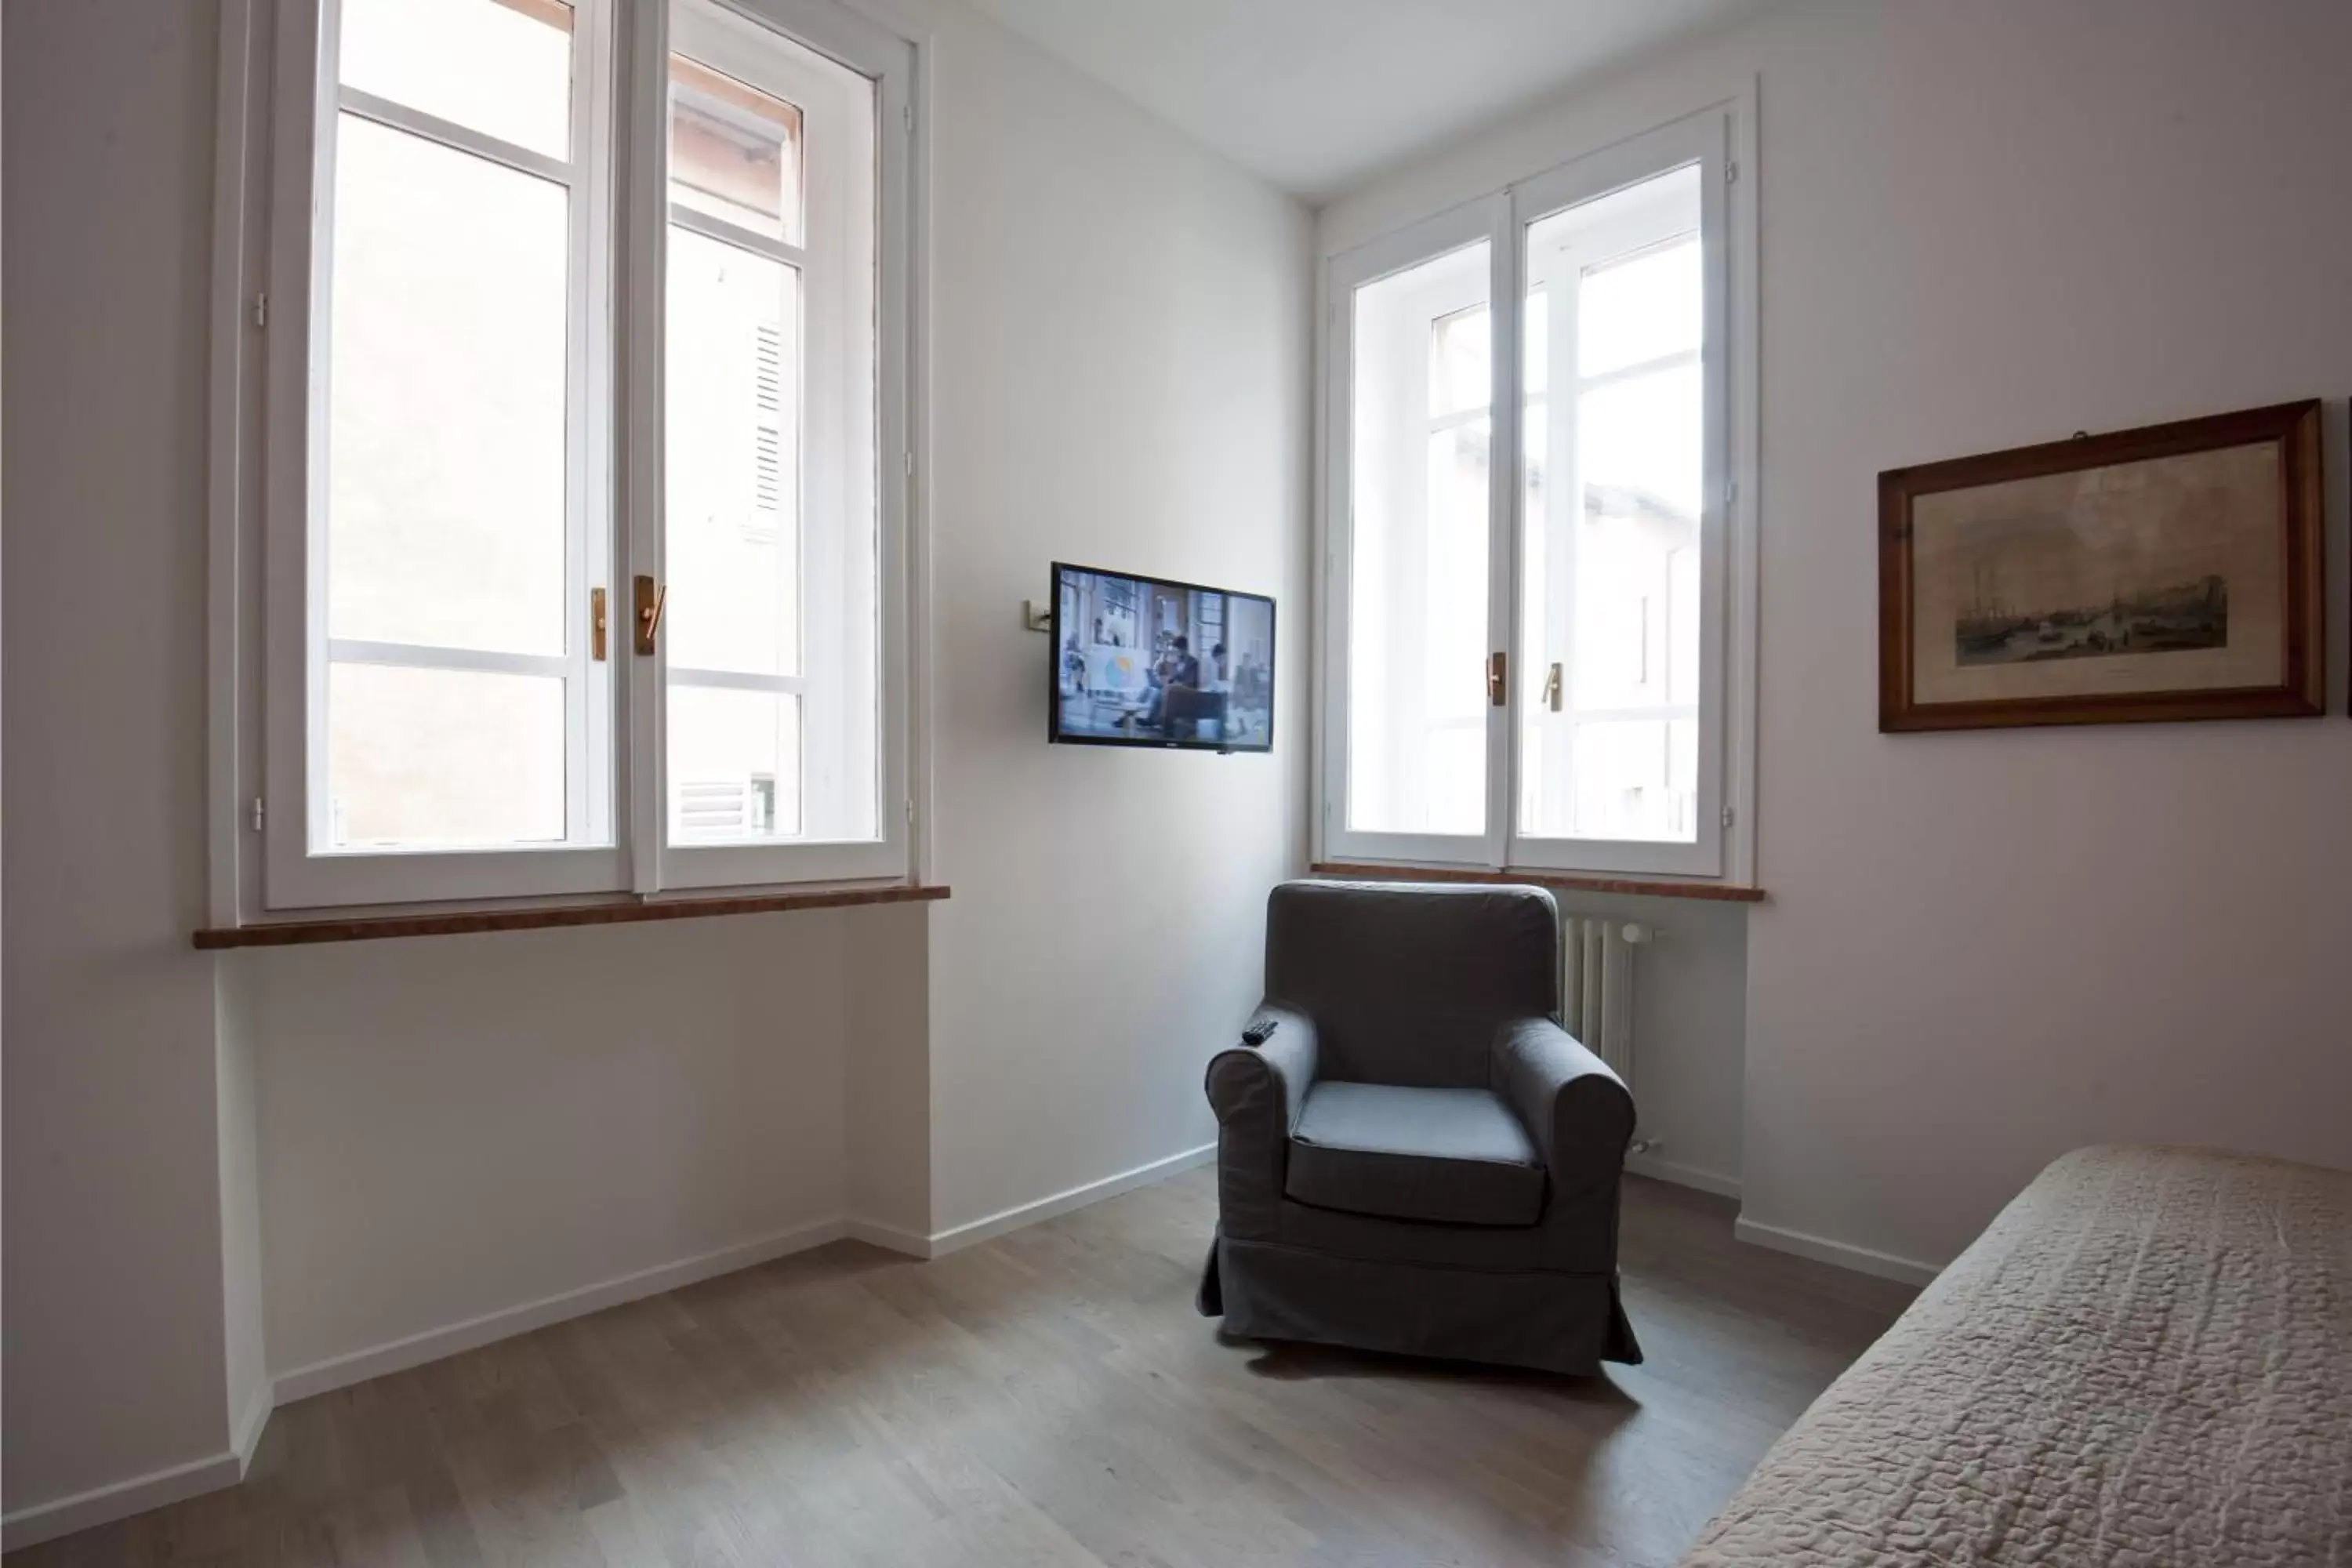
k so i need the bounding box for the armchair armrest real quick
[1203,1004,1319,1239]
[1491,1016,1634,1179]
[1206,1004,1318,1132]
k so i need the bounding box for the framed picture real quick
[1879,400,2324,731]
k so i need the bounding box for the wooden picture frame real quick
[1879,400,2324,732]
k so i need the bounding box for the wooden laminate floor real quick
[11,1170,1917,1567]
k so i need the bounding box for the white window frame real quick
[1322,199,1511,869]
[210,0,924,926]
[261,0,622,909]
[644,0,911,891]
[1317,97,1757,886]
[1508,113,1727,877]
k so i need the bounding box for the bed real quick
[1679,1144,2352,1566]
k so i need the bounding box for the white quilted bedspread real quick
[1681,1145,2352,1566]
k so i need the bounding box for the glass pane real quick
[1570,492,1673,710]
[1557,718,1695,842]
[670,56,803,245]
[664,226,799,678]
[1428,303,1490,419]
[326,663,565,848]
[1668,546,1700,708]
[668,685,802,843]
[1578,235,1700,378]
[1518,400,1551,826]
[339,0,573,162]
[1428,420,1494,762]
[662,24,878,851]
[1346,240,1490,838]
[1519,165,1703,844]
[326,114,569,658]
[1579,362,1702,519]
[1523,287,1548,398]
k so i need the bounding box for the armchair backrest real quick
[1264,880,1559,1087]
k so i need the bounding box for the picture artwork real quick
[1878,401,2322,731]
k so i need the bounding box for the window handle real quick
[633,575,668,655]
[590,586,609,662]
[1544,662,1564,712]
[1487,650,1508,707]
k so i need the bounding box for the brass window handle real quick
[633,575,668,655]
[1544,661,1563,712]
[1487,650,1508,706]
[590,586,608,662]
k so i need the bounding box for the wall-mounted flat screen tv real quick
[1050,563,1275,751]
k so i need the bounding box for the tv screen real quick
[1050,563,1274,751]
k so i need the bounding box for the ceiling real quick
[961,0,1773,202]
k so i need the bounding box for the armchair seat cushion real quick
[1284,1081,1545,1227]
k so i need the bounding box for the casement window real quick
[658,0,888,887]
[238,0,914,915]
[1322,106,1754,881]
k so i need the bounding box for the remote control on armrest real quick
[1240,1018,1279,1046]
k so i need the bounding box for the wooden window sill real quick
[193,883,950,950]
[1311,862,1766,904]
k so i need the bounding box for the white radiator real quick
[1561,916,1653,1101]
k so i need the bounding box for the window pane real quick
[1559,717,1694,842]
[668,686,801,842]
[1428,420,1494,738]
[1523,288,1548,398]
[664,227,799,678]
[663,13,878,851]
[1668,546,1700,708]
[327,118,568,658]
[326,663,565,848]
[1519,165,1702,844]
[1570,491,1674,710]
[1578,234,1699,378]
[1347,240,1490,837]
[1579,362,1702,520]
[670,56,803,245]
[1428,303,1490,419]
[339,0,573,162]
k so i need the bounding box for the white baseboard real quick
[1733,1215,1942,1287]
[924,1142,1217,1258]
[231,1381,272,1468]
[845,1216,934,1258]
[5,1152,1221,1551]
[2,1444,248,1553]
[3,1374,279,1551]
[1625,1151,1742,1200]
[271,1215,848,1404]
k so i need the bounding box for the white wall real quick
[1572,893,1746,1197]
[215,960,269,1453]
[2,0,1312,1530]
[241,915,853,1384]
[2,0,245,1516]
[1322,0,2352,1271]
[241,0,1317,1360]
[847,900,932,1243]
[914,3,1314,1233]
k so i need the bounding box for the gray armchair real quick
[1197,880,1641,1374]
